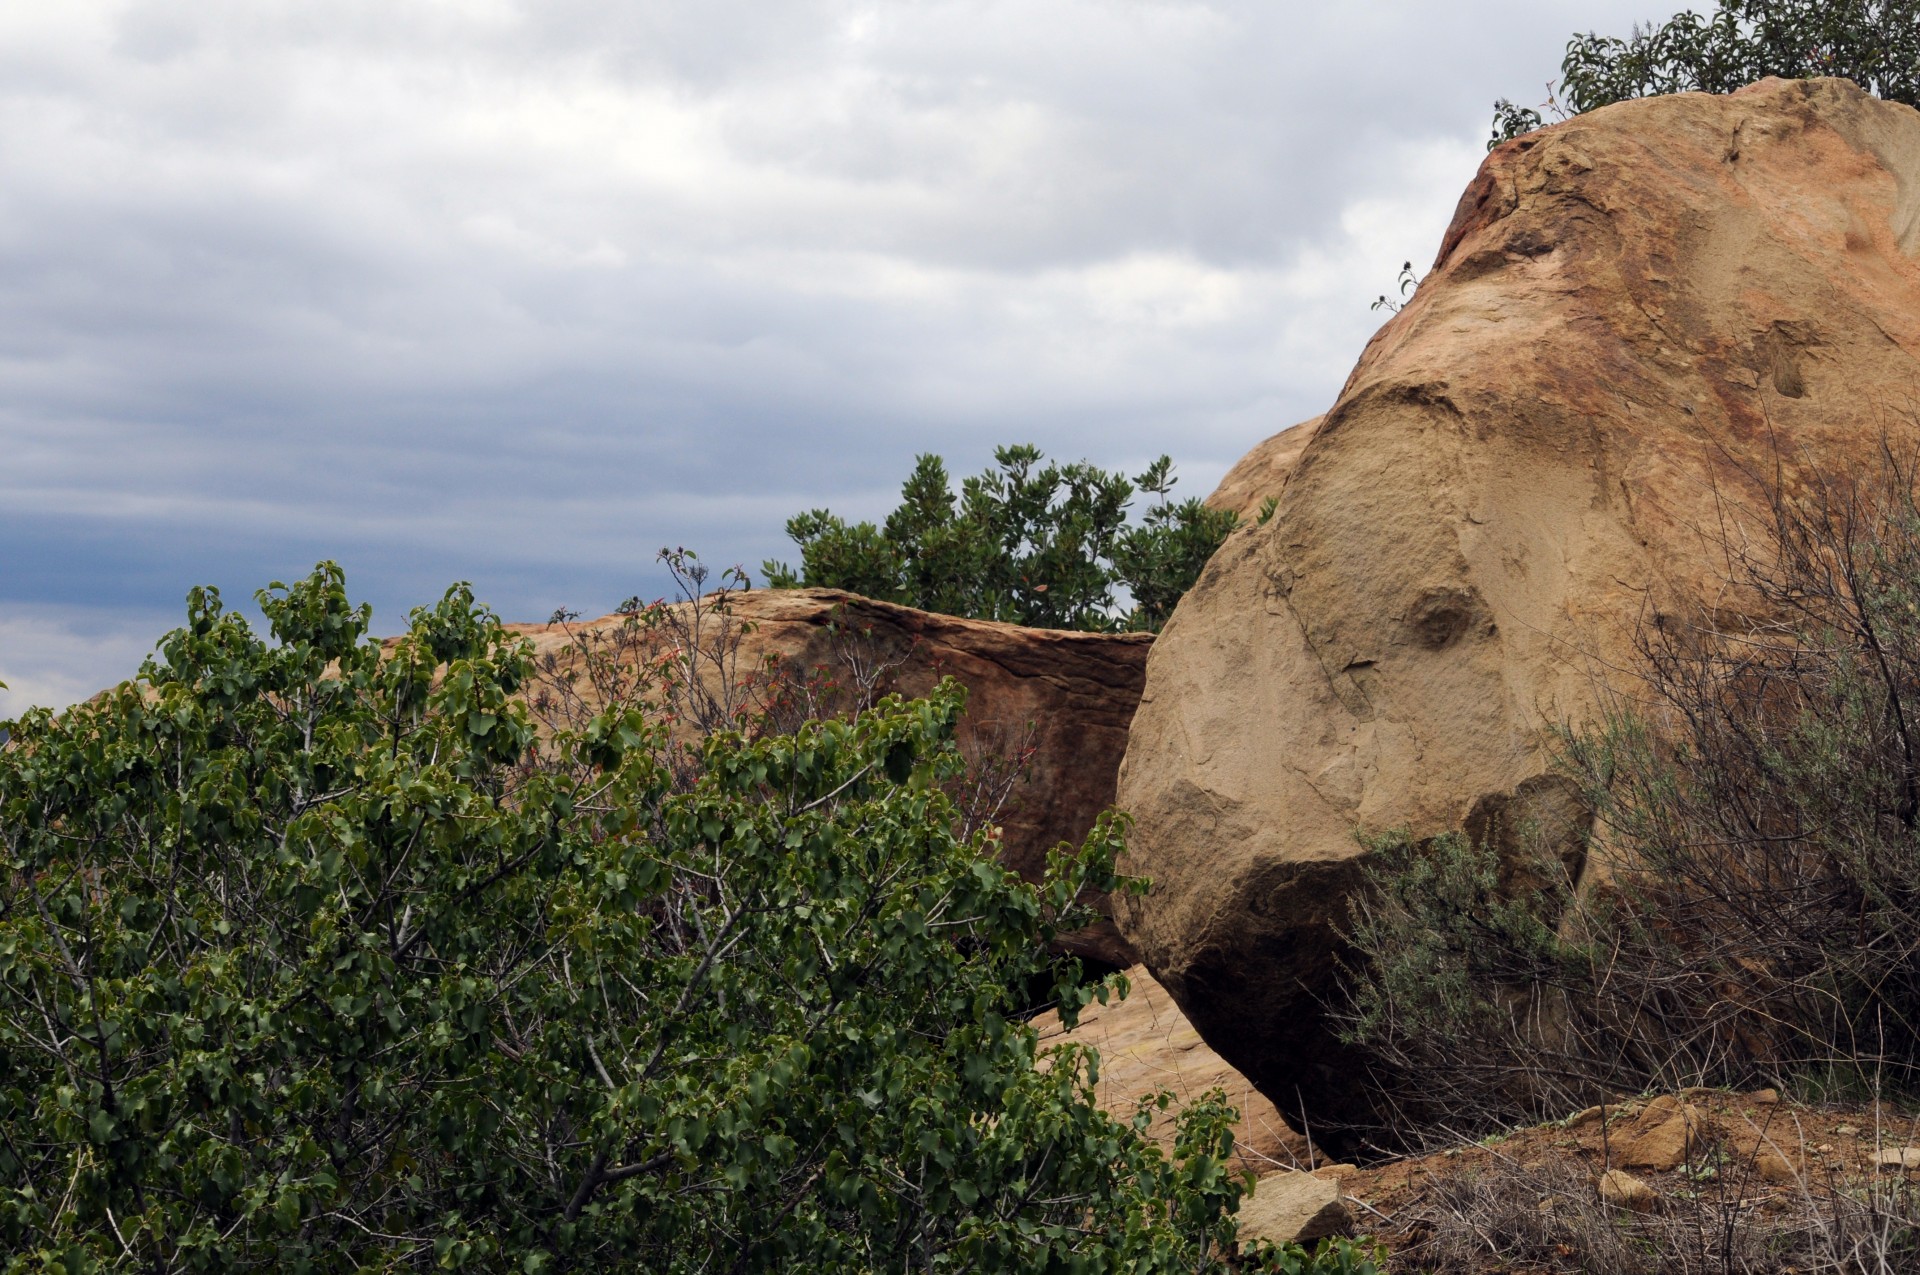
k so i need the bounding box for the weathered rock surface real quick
[1115,78,1920,1145]
[1205,415,1324,522]
[1614,1096,1713,1171]
[514,588,1150,965]
[1032,965,1315,1173]
[1597,1169,1658,1211]
[1236,1171,1351,1245]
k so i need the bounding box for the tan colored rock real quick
[518,588,1150,964]
[1237,1171,1351,1245]
[1205,416,1325,522]
[1565,1105,1610,1129]
[1598,1169,1658,1211]
[1754,1151,1799,1182]
[1114,78,1920,1145]
[1616,1097,1714,1171]
[1872,1147,1920,1170]
[1032,965,1316,1173]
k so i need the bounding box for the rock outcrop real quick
[1205,415,1324,522]
[1032,966,1315,1173]
[1115,78,1920,1144]
[1236,1171,1352,1245]
[1611,1096,1714,1172]
[515,588,1150,966]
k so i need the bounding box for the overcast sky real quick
[0,0,1659,713]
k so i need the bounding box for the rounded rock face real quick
[1205,415,1324,522]
[1114,78,1920,1149]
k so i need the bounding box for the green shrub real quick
[1261,1237,1388,1274]
[0,563,1347,1271]
[1337,828,1618,1135]
[762,445,1236,632]
[1491,1,1920,148]
[1342,831,1585,1062]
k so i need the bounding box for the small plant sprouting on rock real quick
[1488,97,1546,150]
[1370,261,1420,314]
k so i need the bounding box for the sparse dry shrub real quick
[1394,1157,1654,1274]
[527,548,784,792]
[1340,438,1920,1143]
[1388,1146,1920,1274]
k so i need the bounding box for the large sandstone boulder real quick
[1115,78,1920,1146]
[515,588,1150,966]
[1205,415,1324,522]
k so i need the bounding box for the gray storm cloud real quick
[0,0,1654,713]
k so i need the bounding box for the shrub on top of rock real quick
[1492,0,1920,147]
[763,445,1237,633]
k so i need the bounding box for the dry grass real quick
[1396,1157,1920,1274]
[1337,1090,1920,1274]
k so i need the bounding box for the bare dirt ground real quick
[1039,970,1920,1269]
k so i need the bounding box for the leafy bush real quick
[762,446,1237,632]
[0,563,1365,1271]
[1339,453,1920,1138]
[1336,821,1646,1143]
[1264,1237,1388,1275]
[1339,828,1598,1129]
[1491,1,1920,147]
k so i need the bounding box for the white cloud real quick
[0,604,170,716]
[0,0,1659,707]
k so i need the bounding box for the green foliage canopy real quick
[762,446,1237,633]
[0,564,1358,1272]
[1492,0,1920,147]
